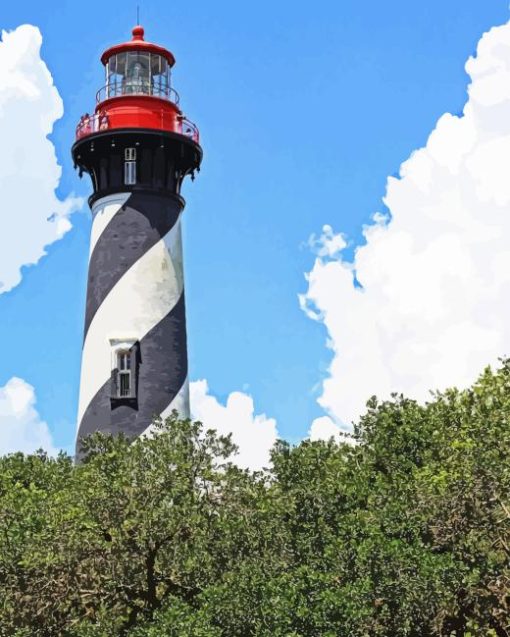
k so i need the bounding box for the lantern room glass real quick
[106,52,171,99]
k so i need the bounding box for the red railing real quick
[76,113,109,139]
[75,112,199,144]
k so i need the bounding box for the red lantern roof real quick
[100,25,175,67]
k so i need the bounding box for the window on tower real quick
[124,147,137,185]
[109,338,139,404]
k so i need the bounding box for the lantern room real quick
[102,50,173,101]
[99,25,177,102]
[75,25,198,143]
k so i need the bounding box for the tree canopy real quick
[2,361,510,636]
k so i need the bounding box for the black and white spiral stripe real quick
[76,191,189,451]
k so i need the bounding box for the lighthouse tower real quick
[72,26,202,453]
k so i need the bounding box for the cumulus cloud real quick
[300,21,510,428]
[0,24,82,294]
[309,415,345,442]
[190,380,278,471]
[0,377,57,455]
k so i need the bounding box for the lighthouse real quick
[72,25,202,453]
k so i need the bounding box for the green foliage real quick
[2,363,510,635]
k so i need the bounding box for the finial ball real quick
[132,25,145,41]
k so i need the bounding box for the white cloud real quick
[0,24,82,294]
[190,380,278,471]
[309,416,344,442]
[301,20,510,428]
[0,377,57,455]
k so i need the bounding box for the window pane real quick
[118,351,132,370]
[124,161,137,185]
[119,372,130,397]
[125,51,150,95]
[151,55,168,98]
[107,56,116,80]
[115,52,127,76]
[107,53,127,98]
[150,53,161,76]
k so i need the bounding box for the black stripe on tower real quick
[84,191,183,339]
[76,292,188,455]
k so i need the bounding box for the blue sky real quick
[0,0,509,460]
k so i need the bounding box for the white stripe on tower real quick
[88,193,131,257]
[76,191,189,447]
